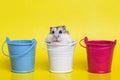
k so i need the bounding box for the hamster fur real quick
[46,26,73,44]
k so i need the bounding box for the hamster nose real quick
[54,35,59,38]
[55,36,58,39]
[53,35,60,41]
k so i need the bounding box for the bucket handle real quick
[2,38,37,58]
[42,41,77,51]
[79,38,86,48]
[113,40,117,45]
[42,41,48,50]
[79,36,117,48]
[42,41,55,51]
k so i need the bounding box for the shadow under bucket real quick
[80,37,117,74]
[2,37,37,73]
[43,41,77,73]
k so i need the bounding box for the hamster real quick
[45,25,73,44]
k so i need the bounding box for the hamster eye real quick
[51,31,54,34]
[59,30,62,34]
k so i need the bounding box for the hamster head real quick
[50,25,68,42]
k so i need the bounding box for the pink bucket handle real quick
[84,36,88,43]
[79,37,88,48]
[113,40,117,45]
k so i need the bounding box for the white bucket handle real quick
[2,38,37,58]
[42,41,57,51]
[42,41,48,50]
[42,41,77,51]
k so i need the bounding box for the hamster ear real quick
[50,27,53,33]
[62,25,66,30]
[50,27,52,29]
[50,27,53,30]
[66,31,69,34]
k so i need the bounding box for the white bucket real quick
[43,41,77,73]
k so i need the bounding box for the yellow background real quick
[0,0,120,80]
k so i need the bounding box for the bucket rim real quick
[7,40,33,45]
[85,40,115,46]
[46,40,77,46]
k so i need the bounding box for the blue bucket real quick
[2,37,37,73]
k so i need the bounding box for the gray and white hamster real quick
[46,25,73,44]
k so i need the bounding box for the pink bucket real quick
[80,37,117,74]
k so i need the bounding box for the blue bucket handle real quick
[2,37,37,58]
